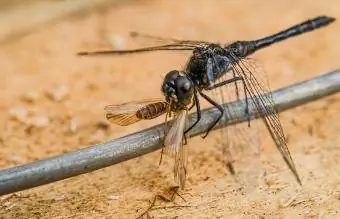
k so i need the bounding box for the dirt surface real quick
[1,0,340,218]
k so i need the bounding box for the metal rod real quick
[0,69,340,196]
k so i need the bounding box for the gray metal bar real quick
[0,69,340,196]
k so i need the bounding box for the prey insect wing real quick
[228,55,301,184]
[163,110,188,189]
[104,98,166,126]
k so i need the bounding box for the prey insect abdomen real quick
[136,102,167,120]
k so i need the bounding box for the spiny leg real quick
[212,55,251,126]
[205,76,243,91]
[198,91,224,138]
[185,96,196,146]
[184,89,201,136]
[206,74,251,126]
[188,101,195,111]
[231,67,251,126]
[207,77,241,176]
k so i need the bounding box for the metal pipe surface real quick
[0,69,340,196]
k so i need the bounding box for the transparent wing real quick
[228,55,301,185]
[104,98,165,126]
[210,75,262,192]
[163,110,188,189]
[130,31,210,46]
[77,43,198,56]
[77,32,214,59]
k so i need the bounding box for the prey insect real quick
[105,70,196,189]
[79,16,335,185]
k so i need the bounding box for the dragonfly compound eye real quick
[182,81,191,91]
[164,70,180,82]
[176,77,193,93]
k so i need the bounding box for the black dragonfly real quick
[78,16,335,185]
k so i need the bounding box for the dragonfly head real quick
[162,70,194,111]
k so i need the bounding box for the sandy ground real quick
[0,0,340,218]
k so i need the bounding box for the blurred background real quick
[0,0,339,218]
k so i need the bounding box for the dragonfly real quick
[105,70,197,189]
[78,16,335,185]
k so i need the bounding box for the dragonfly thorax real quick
[186,44,231,88]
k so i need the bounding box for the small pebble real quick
[30,115,49,128]
[8,106,28,122]
[3,201,16,210]
[109,34,125,50]
[107,195,119,201]
[88,130,105,144]
[9,155,24,163]
[68,117,77,133]
[53,195,66,201]
[21,91,39,103]
[46,85,69,102]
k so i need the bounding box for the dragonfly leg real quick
[183,135,188,145]
[231,68,251,126]
[184,89,201,135]
[198,91,224,138]
[188,101,195,111]
[205,76,243,90]
[206,75,251,126]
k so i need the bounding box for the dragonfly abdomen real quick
[136,102,167,120]
[251,16,335,53]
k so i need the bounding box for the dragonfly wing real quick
[77,43,197,56]
[229,55,301,185]
[130,31,210,46]
[210,74,262,192]
[163,110,188,189]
